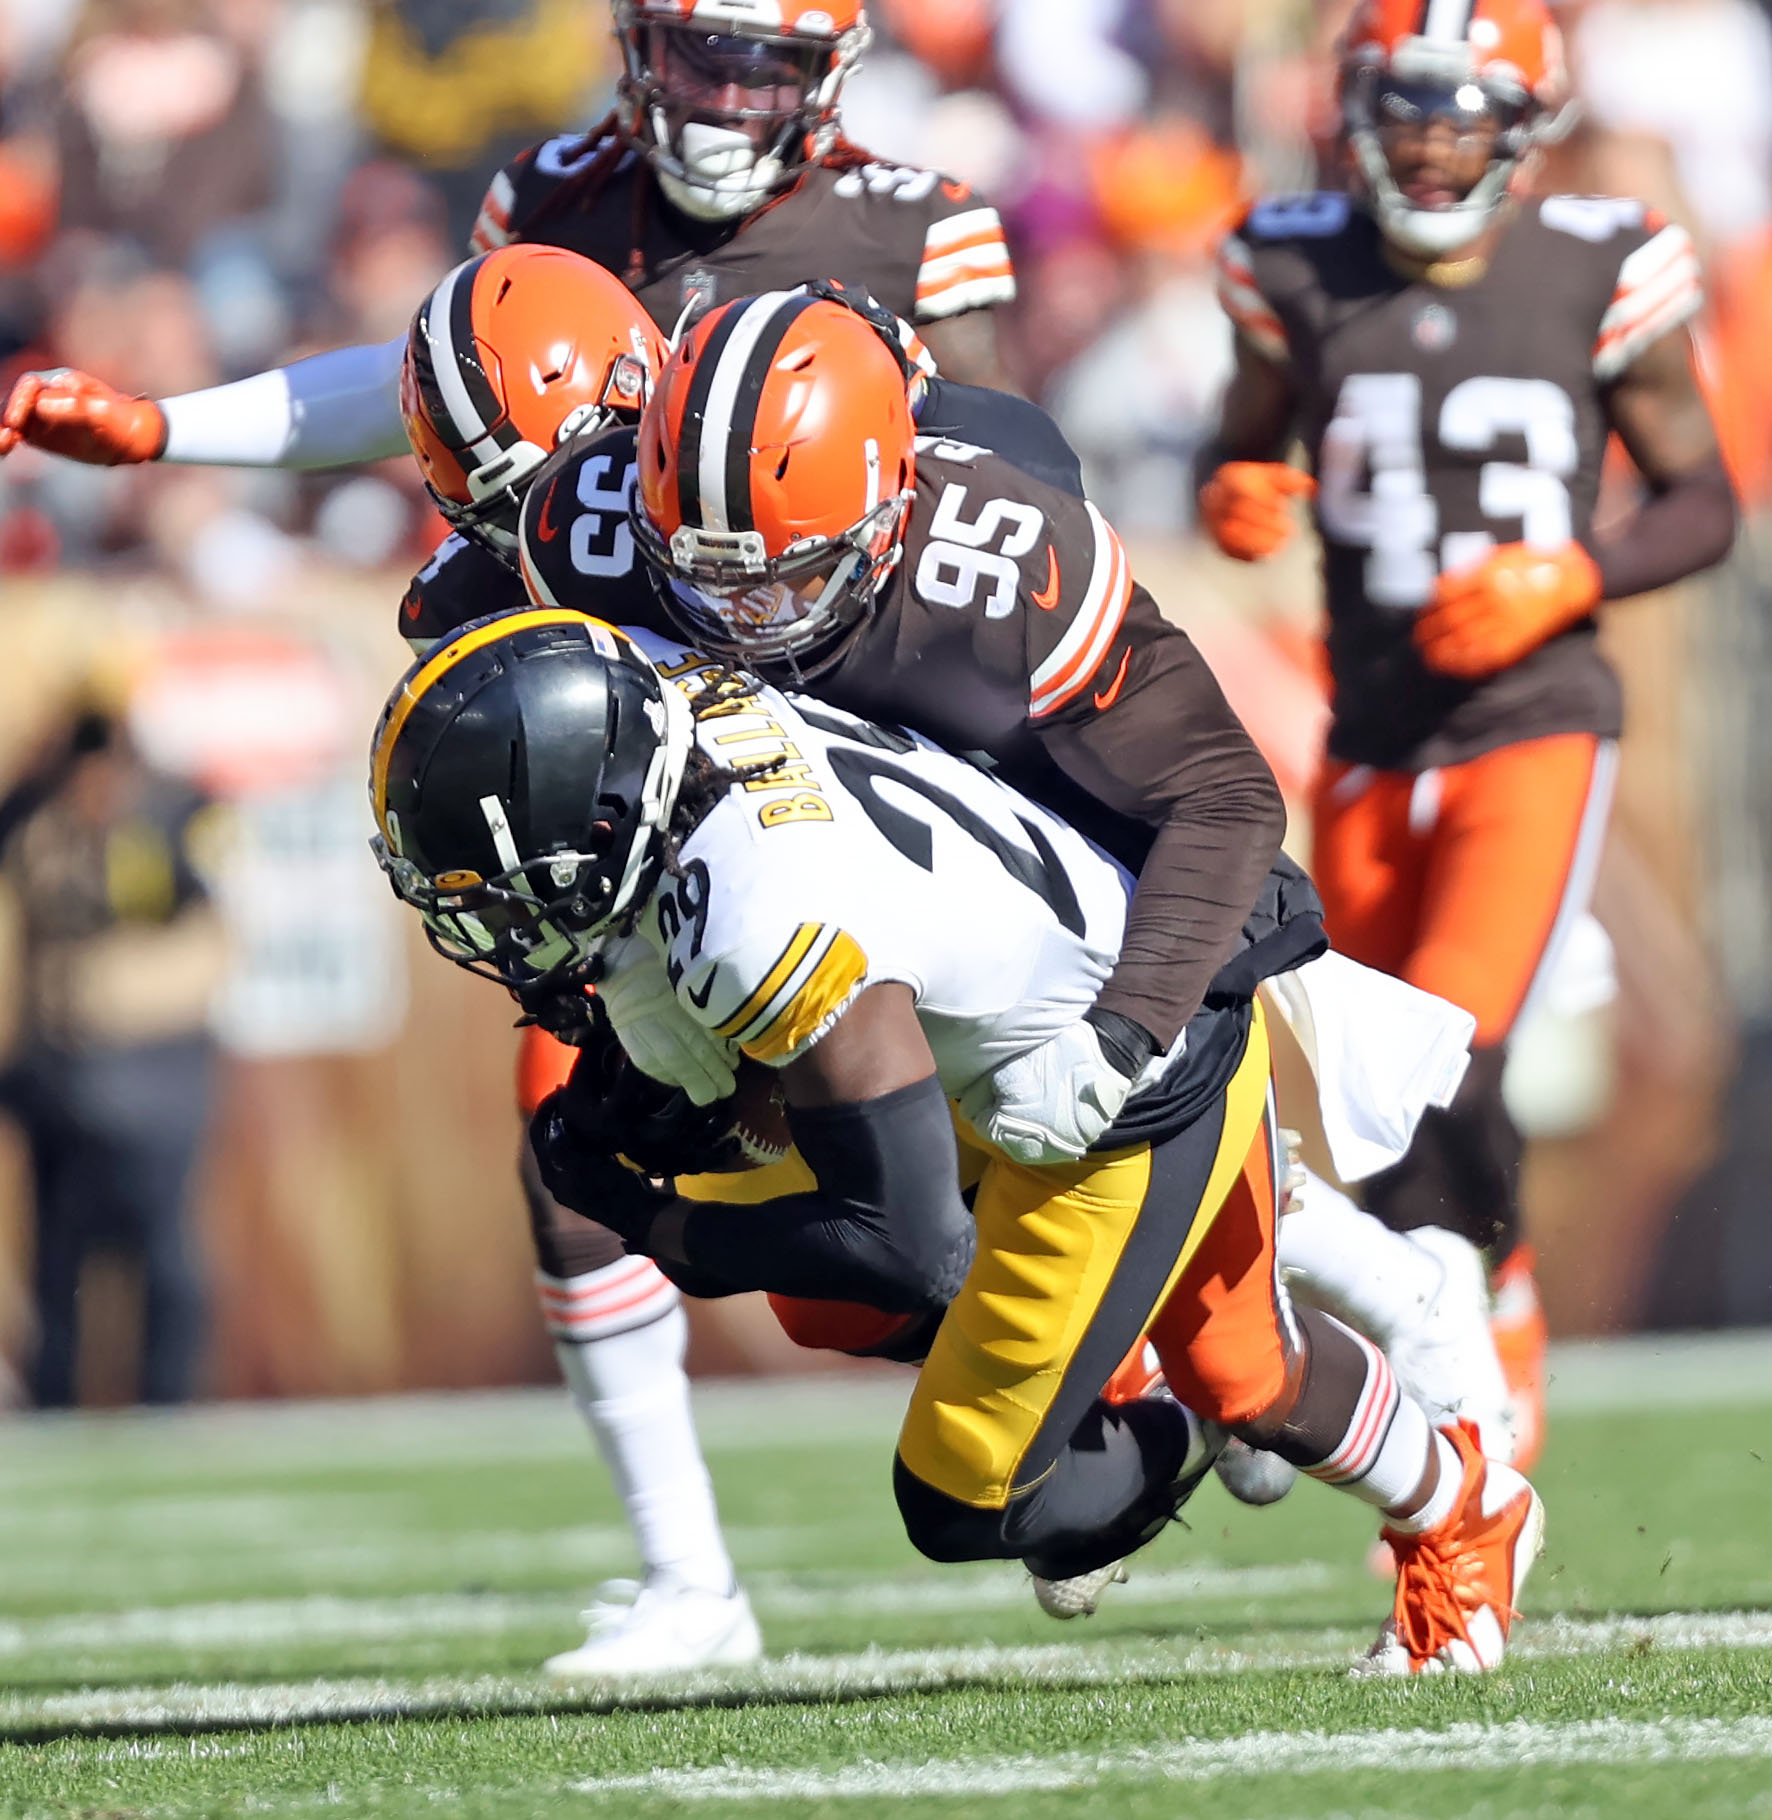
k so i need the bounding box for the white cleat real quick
[1031,1560,1128,1620]
[1213,1436,1299,1507]
[1386,1226,1515,1461]
[542,1576,763,1682]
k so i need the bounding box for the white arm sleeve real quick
[159,336,409,469]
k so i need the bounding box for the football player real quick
[1198,0,1738,1466]
[518,286,1516,1480]
[368,611,1547,1676]
[0,0,1022,1673]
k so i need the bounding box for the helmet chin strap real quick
[653,117,788,221]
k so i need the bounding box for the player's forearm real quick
[1044,606,1288,1046]
[1588,453,1738,600]
[1094,770,1287,1045]
[160,337,409,468]
[673,1079,975,1311]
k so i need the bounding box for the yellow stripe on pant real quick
[897,998,1271,1512]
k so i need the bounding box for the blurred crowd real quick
[0,0,1765,1405]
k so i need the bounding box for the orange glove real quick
[0,368,166,464]
[1199,461,1316,562]
[1414,541,1602,680]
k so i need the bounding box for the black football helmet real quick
[369,610,693,991]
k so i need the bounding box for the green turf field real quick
[2,1333,1769,1819]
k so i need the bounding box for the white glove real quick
[598,937,737,1106]
[959,1016,1153,1167]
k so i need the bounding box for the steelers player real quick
[1198,0,1737,1466]
[368,610,1547,1678]
[0,3,1020,1677]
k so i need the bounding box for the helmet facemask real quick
[371,623,696,995]
[615,7,870,221]
[635,486,910,674]
[409,347,655,566]
[1343,41,1570,257]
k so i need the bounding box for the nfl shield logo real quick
[1411,302,1457,353]
[680,267,720,322]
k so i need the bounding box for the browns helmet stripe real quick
[717,292,817,532]
[415,256,520,461]
[676,297,748,534]
[1418,0,1477,41]
[683,290,817,533]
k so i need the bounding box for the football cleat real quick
[1388,1225,1515,1462]
[1490,1242,1549,1472]
[542,1576,763,1682]
[1213,1436,1298,1507]
[1357,1421,1544,1677]
[1031,1559,1128,1620]
[1027,1403,1226,1620]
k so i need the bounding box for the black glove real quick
[557,1027,748,1178]
[529,1094,674,1247]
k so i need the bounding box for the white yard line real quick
[0,1562,1335,1658]
[9,1609,1772,1734]
[577,1715,1772,1802]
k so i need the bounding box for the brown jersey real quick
[1218,192,1703,770]
[516,427,1294,1048]
[469,129,1015,333]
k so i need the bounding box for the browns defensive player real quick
[521,289,1311,1172]
[1198,0,1737,1466]
[0,2,1018,1681]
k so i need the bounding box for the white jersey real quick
[626,631,1132,1101]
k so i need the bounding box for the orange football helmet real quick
[1339,0,1575,256]
[402,245,664,560]
[633,290,915,670]
[614,1,872,221]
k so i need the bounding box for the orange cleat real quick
[1358,1420,1544,1676]
[1489,1242,1548,1472]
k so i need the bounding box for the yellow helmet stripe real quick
[369,609,599,832]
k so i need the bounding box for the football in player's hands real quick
[559,1033,789,1176]
[724,1057,791,1170]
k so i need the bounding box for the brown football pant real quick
[1311,732,1617,1253]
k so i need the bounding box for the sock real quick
[541,1261,736,1596]
[1385,1430,1465,1535]
[1279,1169,1443,1349]
[1293,1316,1444,1517]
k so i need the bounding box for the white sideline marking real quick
[578,1715,1772,1801]
[1,1594,1769,1671]
[0,1563,1330,1657]
[12,1609,1772,1735]
[754,1560,1333,1619]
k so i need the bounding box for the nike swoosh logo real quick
[533,477,563,544]
[1093,647,1132,711]
[1032,547,1061,611]
[687,969,717,1011]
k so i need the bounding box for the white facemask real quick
[653,117,788,221]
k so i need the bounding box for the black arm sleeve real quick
[676,1075,976,1312]
[1038,587,1288,1047]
